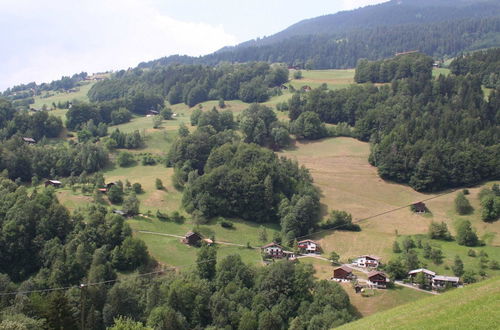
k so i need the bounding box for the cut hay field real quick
[279,138,500,263]
[289,69,354,90]
[339,276,500,330]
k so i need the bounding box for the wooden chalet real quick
[22,137,36,144]
[352,255,381,268]
[411,202,427,213]
[297,239,320,253]
[408,268,436,282]
[182,231,203,246]
[367,271,389,288]
[262,242,284,259]
[333,265,355,281]
[432,275,459,289]
[44,180,62,188]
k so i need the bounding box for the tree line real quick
[450,47,500,89]
[88,62,288,107]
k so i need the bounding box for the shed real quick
[45,180,62,187]
[113,210,126,216]
[182,231,203,246]
[411,202,427,213]
[22,137,36,144]
[432,275,459,288]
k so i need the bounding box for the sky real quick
[0,0,387,90]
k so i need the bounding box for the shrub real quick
[220,220,234,229]
[132,183,142,194]
[155,178,164,190]
[116,151,135,167]
[455,192,473,215]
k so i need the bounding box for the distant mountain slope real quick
[139,0,500,70]
[339,277,500,330]
[227,0,500,50]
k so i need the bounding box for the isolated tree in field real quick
[152,115,162,129]
[480,195,500,222]
[293,70,303,79]
[330,251,340,265]
[452,255,464,277]
[456,220,478,246]
[161,107,173,120]
[428,221,452,241]
[430,248,444,264]
[462,270,477,284]
[392,241,402,253]
[404,250,420,270]
[455,192,473,215]
[155,178,164,190]
[132,183,142,194]
[402,236,416,252]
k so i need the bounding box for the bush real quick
[116,151,135,167]
[132,183,142,194]
[455,192,473,215]
[156,210,170,221]
[142,154,156,166]
[155,178,164,190]
[467,249,477,257]
[321,210,360,231]
[220,219,234,229]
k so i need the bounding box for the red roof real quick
[262,242,283,249]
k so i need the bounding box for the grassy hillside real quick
[338,276,500,329]
[279,138,500,263]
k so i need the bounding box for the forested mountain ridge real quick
[139,0,500,70]
[226,0,500,49]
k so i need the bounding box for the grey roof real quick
[335,265,353,273]
[408,268,436,276]
[434,275,459,282]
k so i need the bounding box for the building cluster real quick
[408,268,460,289]
[260,239,321,261]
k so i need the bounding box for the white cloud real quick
[0,0,237,89]
[341,0,389,11]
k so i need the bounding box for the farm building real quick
[262,242,284,259]
[147,109,159,116]
[411,202,427,213]
[352,255,381,268]
[333,265,355,282]
[44,180,62,188]
[408,268,436,282]
[432,275,459,289]
[113,210,126,216]
[301,85,312,91]
[367,271,389,288]
[182,231,203,246]
[297,239,320,253]
[22,137,36,144]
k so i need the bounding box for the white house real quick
[262,243,284,258]
[297,239,319,253]
[408,268,436,281]
[352,255,381,268]
[432,275,460,289]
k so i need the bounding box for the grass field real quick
[289,69,355,90]
[279,138,500,264]
[339,276,500,329]
[32,81,95,109]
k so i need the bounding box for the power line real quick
[0,189,457,296]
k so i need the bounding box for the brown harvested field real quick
[280,137,500,261]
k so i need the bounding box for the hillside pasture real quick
[280,137,500,262]
[32,81,95,109]
[339,276,500,329]
[289,69,354,90]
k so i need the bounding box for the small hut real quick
[182,231,203,246]
[45,180,62,188]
